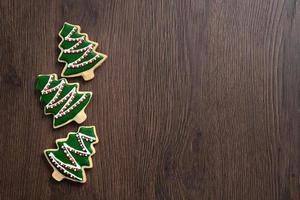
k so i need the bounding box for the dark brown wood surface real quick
[0,0,300,199]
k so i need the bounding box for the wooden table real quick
[0,0,299,199]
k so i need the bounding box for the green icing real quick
[58,22,106,76]
[36,74,92,128]
[44,126,98,183]
[36,75,49,91]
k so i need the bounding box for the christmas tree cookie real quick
[36,74,92,128]
[44,126,98,183]
[58,22,107,81]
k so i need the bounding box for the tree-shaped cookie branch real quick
[36,74,92,128]
[58,22,107,81]
[44,126,98,183]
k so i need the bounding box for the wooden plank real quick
[0,0,299,199]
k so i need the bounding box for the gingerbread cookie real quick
[36,74,92,128]
[44,126,98,183]
[58,22,107,81]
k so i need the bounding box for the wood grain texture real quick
[0,0,299,199]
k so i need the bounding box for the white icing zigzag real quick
[41,75,87,119]
[48,132,97,181]
[63,27,101,68]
